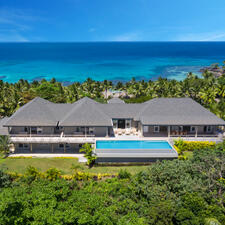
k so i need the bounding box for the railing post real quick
[106,127,109,137]
[30,143,32,152]
[195,126,198,138]
[168,126,170,138]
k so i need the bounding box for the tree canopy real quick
[0,142,224,224]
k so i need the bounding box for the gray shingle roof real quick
[60,97,112,126]
[100,103,142,119]
[0,117,9,135]
[4,96,225,127]
[107,97,125,104]
[4,97,59,126]
[137,98,225,125]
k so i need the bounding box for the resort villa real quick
[0,96,224,162]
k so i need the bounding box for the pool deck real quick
[95,148,178,158]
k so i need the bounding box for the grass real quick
[0,157,150,175]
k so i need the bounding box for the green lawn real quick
[0,157,150,175]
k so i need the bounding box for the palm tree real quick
[0,135,11,156]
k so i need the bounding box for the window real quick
[89,127,94,135]
[206,126,212,133]
[24,127,28,132]
[179,126,183,132]
[171,126,177,132]
[37,127,43,134]
[65,143,70,149]
[112,120,118,129]
[19,143,28,148]
[31,127,37,134]
[56,126,63,130]
[59,143,64,148]
[75,127,80,132]
[39,143,48,147]
[154,126,160,133]
[190,126,196,132]
[143,126,148,133]
[126,119,131,129]
[19,143,23,148]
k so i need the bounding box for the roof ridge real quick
[60,97,110,125]
[4,97,58,127]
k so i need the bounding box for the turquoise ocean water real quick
[0,42,225,83]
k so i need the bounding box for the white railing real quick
[10,136,96,144]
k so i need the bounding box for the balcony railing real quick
[9,133,61,137]
[10,132,99,138]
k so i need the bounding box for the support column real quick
[64,144,66,153]
[30,127,31,137]
[168,126,170,138]
[30,143,33,152]
[141,125,143,137]
[51,144,54,153]
[85,127,87,137]
[106,127,109,137]
[195,126,198,138]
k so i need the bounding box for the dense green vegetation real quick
[0,69,225,120]
[174,139,216,160]
[0,141,224,224]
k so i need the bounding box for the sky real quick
[0,0,225,42]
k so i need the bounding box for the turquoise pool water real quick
[96,140,172,150]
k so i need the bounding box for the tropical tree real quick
[0,135,11,156]
[79,143,97,168]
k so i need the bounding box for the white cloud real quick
[109,32,142,41]
[0,32,29,42]
[0,7,44,42]
[175,32,225,41]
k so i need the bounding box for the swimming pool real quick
[96,140,172,150]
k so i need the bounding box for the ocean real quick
[0,42,225,84]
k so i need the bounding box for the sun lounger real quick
[117,129,122,135]
[125,129,130,135]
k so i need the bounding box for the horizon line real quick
[1,41,225,44]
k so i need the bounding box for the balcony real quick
[10,136,96,144]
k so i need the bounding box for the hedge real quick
[174,139,216,155]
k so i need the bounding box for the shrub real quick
[80,143,97,168]
[45,168,61,181]
[53,157,78,159]
[0,169,12,188]
[118,169,131,179]
[0,135,11,156]
[174,139,216,155]
[205,218,221,225]
[24,166,42,183]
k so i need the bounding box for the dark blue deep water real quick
[0,42,225,83]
